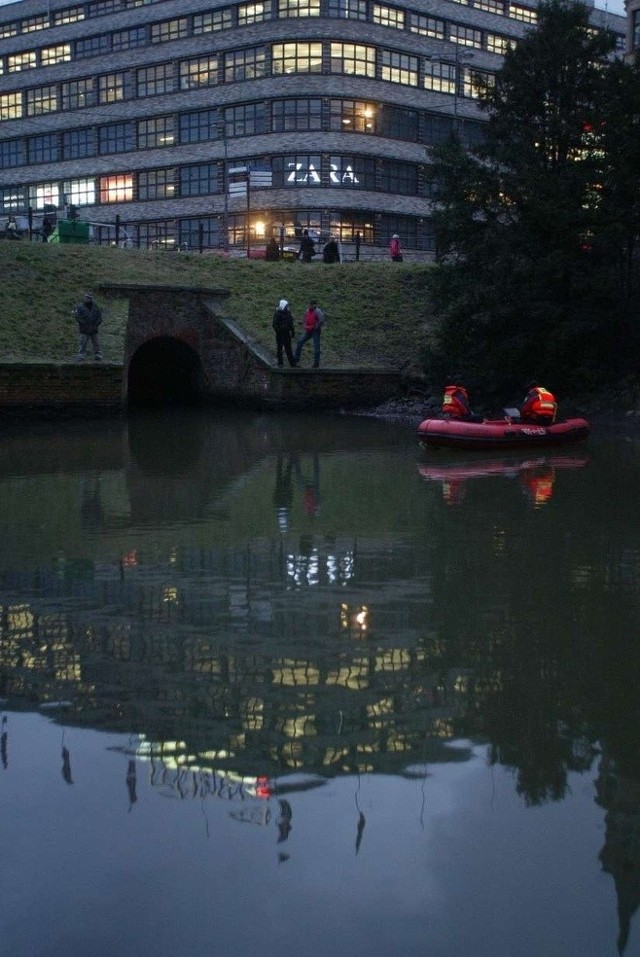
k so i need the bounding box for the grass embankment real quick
[0,241,434,369]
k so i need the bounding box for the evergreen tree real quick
[426,0,640,400]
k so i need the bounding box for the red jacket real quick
[521,386,557,422]
[304,306,321,331]
[442,385,471,418]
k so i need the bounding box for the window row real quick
[0,99,486,168]
[0,43,495,121]
[88,209,436,252]
[0,153,442,208]
[0,0,546,47]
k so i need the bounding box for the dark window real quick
[179,218,220,250]
[112,27,147,51]
[379,105,418,140]
[138,168,176,200]
[28,133,60,164]
[137,116,176,149]
[327,0,367,19]
[62,128,96,159]
[420,112,453,145]
[0,186,27,213]
[272,98,322,132]
[75,34,110,58]
[180,163,220,196]
[179,109,221,144]
[378,158,417,195]
[224,47,266,82]
[226,102,267,136]
[0,138,25,168]
[98,121,135,154]
[61,77,96,110]
[137,63,175,97]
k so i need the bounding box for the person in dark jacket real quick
[272,298,296,367]
[74,292,103,361]
[265,236,280,261]
[297,230,316,263]
[323,236,340,263]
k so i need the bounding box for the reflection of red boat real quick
[419,453,589,507]
[417,416,590,450]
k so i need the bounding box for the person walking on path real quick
[74,292,103,361]
[389,233,403,262]
[272,298,296,367]
[294,299,325,368]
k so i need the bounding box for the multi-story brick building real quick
[0,0,625,255]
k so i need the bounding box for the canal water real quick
[0,409,639,957]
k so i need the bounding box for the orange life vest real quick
[442,385,470,418]
[522,386,557,422]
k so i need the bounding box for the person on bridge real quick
[74,292,103,362]
[520,381,557,424]
[294,299,325,369]
[272,298,296,367]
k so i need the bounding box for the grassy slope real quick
[0,240,434,368]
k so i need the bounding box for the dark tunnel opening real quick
[127,337,205,408]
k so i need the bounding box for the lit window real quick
[423,60,455,94]
[380,50,418,86]
[42,45,72,66]
[486,33,513,54]
[474,0,504,12]
[278,0,321,17]
[63,178,96,206]
[449,24,482,47]
[238,2,272,25]
[8,52,37,73]
[409,14,445,39]
[29,182,60,210]
[54,6,86,24]
[508,3,537,23]
[180,55,219,90]
[0,92,23,121]
[21,16,49,33]
[271,42,322,74]
[99,174,134,203]
[329,99,377,133]
[330,42,375,76]
[373,4,405,28]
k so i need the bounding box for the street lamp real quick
[216,111,229,252]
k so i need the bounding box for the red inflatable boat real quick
[417,416,590,450]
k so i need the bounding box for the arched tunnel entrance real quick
[128,337,205,407]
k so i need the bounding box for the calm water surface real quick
[1,409,639,957]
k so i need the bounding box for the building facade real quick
[0,0,625,255]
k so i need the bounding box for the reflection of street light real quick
[428,49,475,135]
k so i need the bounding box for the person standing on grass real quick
[294,298,325,368]
[74,292,103,362]
[272,298,296,367]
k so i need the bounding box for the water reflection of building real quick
[0,537,478,780]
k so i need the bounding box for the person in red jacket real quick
[442,377,473,419]
[293,298,325,368]
[520,381,557,424]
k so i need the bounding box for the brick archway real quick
[128,336,204,407]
